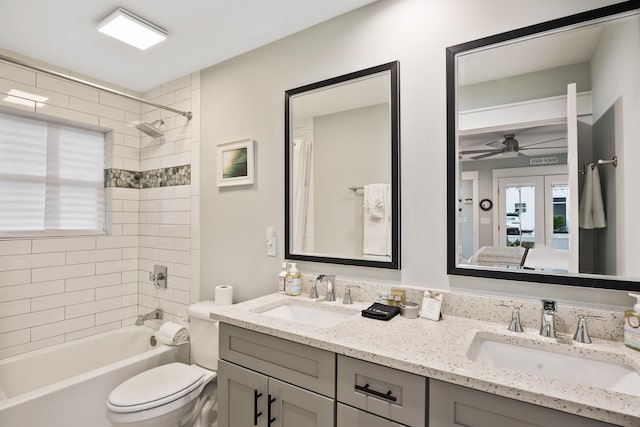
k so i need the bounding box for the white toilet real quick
[106,301,219,427]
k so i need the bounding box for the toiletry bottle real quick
[624,293,640,351]
[278,262,288,293]
[285,263,302,296]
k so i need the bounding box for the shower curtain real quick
[292,139,313,252]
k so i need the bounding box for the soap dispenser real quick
[285,263,301,296]
[624,293,640,351]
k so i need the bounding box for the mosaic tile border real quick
[104,165,191,189]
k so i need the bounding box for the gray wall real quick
[200,0,630,307]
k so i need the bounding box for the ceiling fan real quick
[460,134,566,160]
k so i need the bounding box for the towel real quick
[579,163,606,229]
[155,321,189,346]
[363,184,391,256]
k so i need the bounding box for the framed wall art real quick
[215,138,255,187]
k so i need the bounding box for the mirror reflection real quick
[448,4,640,290]
[285,62,400,269]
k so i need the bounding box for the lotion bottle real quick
[624,293,640,351]
[285,263,302,296]
[278,262,288,293]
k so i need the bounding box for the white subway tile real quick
[37,74,99,102]
[168,275,190,292]
[122,158,140,171]
[95,259,137,275]
[111,187,139,201]
[173,263,191,278]
[109,224,123,236]
[99,91,140,114]
[32,263,95,282]
[0,280,64,302]
[159,249,190,265]
[96,283,137,300]
[191,142,200,196]
[122,247,138,260]
[113,144,140,161]
[110,199,123,212]
[160,75,191,94]
[0,299,30,317]
[174,212,190,225]
[122,224,139,236]
[122,200,139,212]
[32,289,94,311]
[96,306,137,326]
[65,273,121,292]
[139,247,160,260]
[32,237,96,253]
[122,293,137,307]
[159,225,190,238]
[111,212,139,224]
[36,103,99,127]
[140,200,160,212]
[0,240,31,256]
[100,117,138,137]
[31,315,94,341]
[66,248,122,264]
[159,198,190,212]
[123,134,140,149]
[0,252,65,272]
[70,97,125,121]
[65,297,121,319]
[190,250,200,303]
[174,86,191,103]
[0,62,36,85]
[96,235,138,249]
[0,78,70,109]
[122,271,138,283]
[0,329,30,350]
[139,224,160,236]
[173,238,190,252]
[191,226,200,250]
[191,196,200,226]
[0,308,64,334]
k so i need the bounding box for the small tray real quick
[361,303,400,321]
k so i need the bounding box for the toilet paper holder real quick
[149,265,168,289]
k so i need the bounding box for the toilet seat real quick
[108,363,204,413]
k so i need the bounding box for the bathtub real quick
[0,325,189,427]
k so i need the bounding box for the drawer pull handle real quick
[355,383,397,402]
[268,394,276,426]
[253,390,263,426]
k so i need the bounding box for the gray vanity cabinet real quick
[218,323,335,427]
[429,379,617,427]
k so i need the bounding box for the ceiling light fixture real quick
[96,8,167,50]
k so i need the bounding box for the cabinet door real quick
[336,403,407,427]
[218,360,269,427]
[429,379,617,427]
[269,377,334,427]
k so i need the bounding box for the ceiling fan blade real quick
[487,139,506,149]
[459,148,500,155]
[519,137,566,149]
[470,151,501,160]
[519,146,567,151]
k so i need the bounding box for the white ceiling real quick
[0,0,377,93]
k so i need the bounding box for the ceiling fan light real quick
[96,8,167,50]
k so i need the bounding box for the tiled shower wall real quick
[0,49,200,359]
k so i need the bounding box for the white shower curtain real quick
[292,139,313,252]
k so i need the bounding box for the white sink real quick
[467,334,640,396]
[258,300,358,328]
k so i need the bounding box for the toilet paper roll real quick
[215,285,233,306]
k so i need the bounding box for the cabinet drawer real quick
[337,355,426,426]
[219,323,335,397]
[337,403,408,426]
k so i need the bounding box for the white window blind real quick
[0,111,105,235]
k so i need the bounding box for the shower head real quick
[136,119,164,138]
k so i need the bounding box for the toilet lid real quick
[108,363,204,413]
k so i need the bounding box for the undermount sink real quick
[257,300,358,328]
[467,333,640,396]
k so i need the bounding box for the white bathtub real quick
[0,325,189,427]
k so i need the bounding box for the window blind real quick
[0,111,105,235]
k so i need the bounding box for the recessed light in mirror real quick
[96,8,167,50]
[3,89,48,108]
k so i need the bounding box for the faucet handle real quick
[573,315,604,344]
[499,304,523,333]
[342,285,360,305]
[541,299,557,314]
[309,278,319,299]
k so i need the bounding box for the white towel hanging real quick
[579,163,606,229]
[363,184,391,256]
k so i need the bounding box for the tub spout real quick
[135,308,164,326]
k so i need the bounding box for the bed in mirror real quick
[285,62,400,269]
[447,1,640,290]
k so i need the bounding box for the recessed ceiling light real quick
[3,89,48,108]
[96,8,167,50]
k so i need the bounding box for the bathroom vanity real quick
[212,292,638,426]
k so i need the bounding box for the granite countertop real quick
[210,292,640,426]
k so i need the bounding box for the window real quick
[0,111,105,236]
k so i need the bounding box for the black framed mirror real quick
[447,1,640,291]
[285,61,400,269]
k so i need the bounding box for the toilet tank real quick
[187,301,219,370]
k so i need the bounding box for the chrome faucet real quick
[318,275,336,301]
[499,304,523,333]
[573,314,604,344]
[309,276,321,299]
[540,300,557,338]
[342,284,360,305]
[135,308,164,326]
